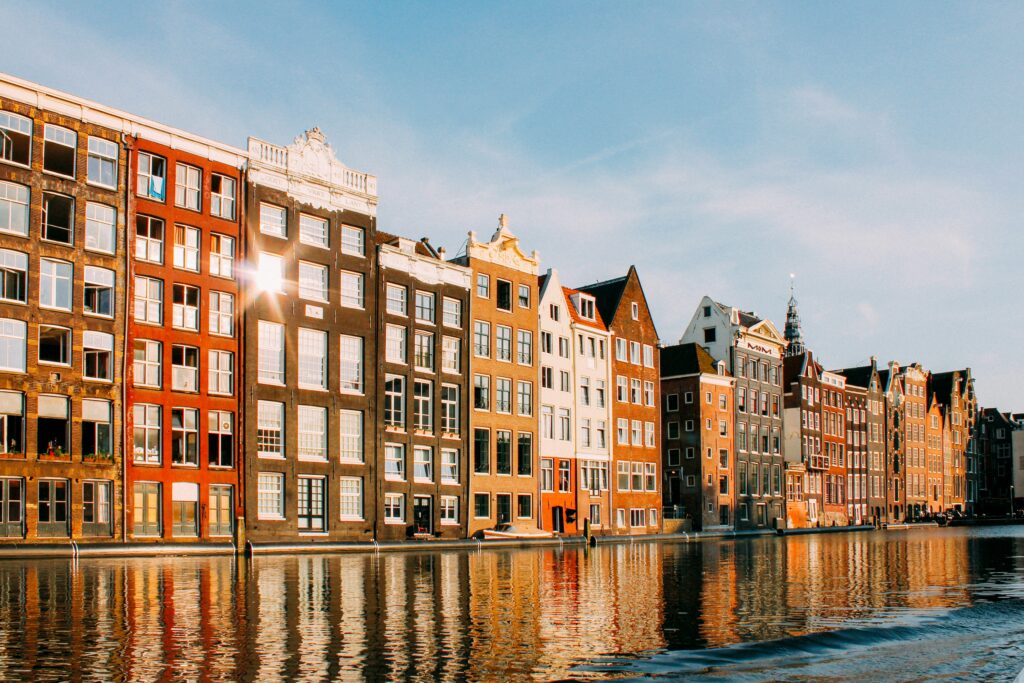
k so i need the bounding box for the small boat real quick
[482,524,555,540]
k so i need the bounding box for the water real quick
[0,527,1023,681]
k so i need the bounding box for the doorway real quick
[413,495,433,534]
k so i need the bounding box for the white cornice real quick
[379,244,471,288]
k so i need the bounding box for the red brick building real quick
[578,266,661,534]
[126,135,246,542]
[820,370,848,526]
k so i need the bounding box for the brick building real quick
[126,134,246,542]
[660,342,734,531]
[782,351,823,527]
[901,363,929,520]
[578,266,661,533]
[835,360,886,525]
[454,217,540,535]
[929,369,975,514]
[820,370,848,526]
[243,129,379,543]
[878,363,906,522]
[844,381,868,525]
[977,407,1014,514]
[0,75,127,542]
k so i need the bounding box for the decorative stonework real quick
[465,215,540,275]
[248,128,378,216]
[380,245,472,288]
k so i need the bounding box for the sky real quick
[4,1,1021,407]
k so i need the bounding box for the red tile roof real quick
[561,286,608,331]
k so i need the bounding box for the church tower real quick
[784,275,806,358]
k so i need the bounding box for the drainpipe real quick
[120,133,133,544]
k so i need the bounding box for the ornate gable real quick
[465,215,540,275]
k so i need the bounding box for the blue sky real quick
[5,2,1021,406]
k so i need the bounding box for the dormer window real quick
[703,305,712,318]
[579,296,595,321]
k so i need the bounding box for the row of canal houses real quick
[0,72,662,546]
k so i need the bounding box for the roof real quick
[661,342,728,378]
[834,364,875,389]
[738,311,763,328]
[375,231,437,258]
[783,352,809,384]
[576,275,628,326]
[561,287,607,331]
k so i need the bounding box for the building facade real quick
[243,129,379,542]
[835,360,886,526]
[126,134,246,542]
[929,369,975,514]
[377,234,472,540]
[901,363,928,520]
[680,296,786,529]
[0,77,128,543]
[782,351,823,527]
[820,370,848,526]
[879,364,906,522]
[660,343,734,531]
[579,267,661,534]
[844,381,868,525]
[455,217,540,535]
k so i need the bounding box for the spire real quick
[784,273,805,357]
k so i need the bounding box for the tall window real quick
[517,330,532,365]
[385,444,405,480]
[441,449,459,484]
[517,433,533,476]
[85,202,115,253]
[443,298,462,327]
[415,291,435,324]
[133,405,161,464]
[39,259,72,310]
[496,326,511,361]
[384,375,405,427]
[340,271,364,308]
[441,385,459,433]
[474,428,489,473]
[476,274,489,298]
[0,182,29,237]
[87,137,118,188]
[299,214,328,247]
[208,411,234,467]
[172,284,200,331]
[173,225,200,271]
[297,405,328,461]
[132,339,161,387]
[385,325,406,364]
[259,203,287,237]
[171,408,199,465]
[43,125,76,177]
[135,215,164,263]
[133,482,161,536]
[474,374,490,411]
[210,234,234,278]
[414,331,434,370]
[495,378,511,414]
[339,477,363,520]
[496,280,512,311]
[83,331,113,381]
[339,410,363,463]
[0,250,27,304]
[256,401,284,457]
[386,284,407,315]
[339,335,363,393]
[208,350,233,395]
[413,380,433,431]
[175,163,201,211]
[209,291,234,336]
[517,381,533,416]
[170,345,199,392]
[136,152,166,200]
[297,328,328,389]
[474,321,490,357]
[496,431,511,474]
[257,473,284,519]
[210,174,236,219]
[441,336,460,373]
[414,447,433,482]
[84,266,114,317]
[341,225,364,256]
[258,321,285,384]
[81,399,111,458]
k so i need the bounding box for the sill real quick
[40,238,74,248]
[208,392,234,398]
[384,426,406,433]
[83,312,114,320]
[258,380,286,387]
[441,480,459,486]
[258,516,286,522]
[338,389,364,396]
[133,460,162,466]
[441,433,461,440]
[135,384,162,390]
[0,299,26,306]
[440,520,458,526]
[297,457,329,464]
[136,192,166,203]
[171,326,200,334]
[474,354,490,360]
[386,359,407,365]
[38,361,72,368]
[413,479,433,485]
[173,203,202,214]
[83,378,114,384]
[170,463,200,468]
[339,516,365,523]
[297,385,328,392]
[384,476,405,482]
[298,531,329,537]
[340,304,366,311]
[42,169,76,181]
[38,305,73,314]
[208,465,234,470]
[257,454,286,460]
[384,519,405,525]
[338,459,365,465]
[259,231,288,240]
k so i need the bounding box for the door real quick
[209,485,233,537]
[552,506,564,533]
[496,494,512,525]
[0,478,22,538]
[669,477,682,506]
[413,495,433,534]
[37,479,69,537]
[298,477,326,532]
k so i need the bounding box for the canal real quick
[0,527,1022,681]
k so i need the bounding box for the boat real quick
[482,524,555,540]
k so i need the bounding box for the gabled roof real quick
[661,342,727,378]
[783,351,813,384]
[562,287,607,331]
[576,274,628,327]
[375,231,438,257]
[834,364,875,389]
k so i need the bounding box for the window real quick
[630,508,645,528]
[518,284,530,308]
[0,250,26,304]
[81,399,111,459]
[440,496,459,525]
[442,336,460,373]
[415,291,435,324]
[297,328,328,389]
[208,411,234,468]
[474,374,490,410]
[136,151,166,200]
[441,384,460,433]
[384,375,405,427]
[517,330,533,365]
[413,380,433,431]
[443,298,462,327]
[210,174,235,219]
[559,409,571,441]
[172,284,200,331]
[632,420,642,446]
[384,493,405,523]
[43,125,76,177]
[616,376,628,402]
[340,271,364,308]
[631,302,639,320]
[133,482,161,536]
[133,404,161,464]
[496,431,512,474]
[339,410,363,463]
[517,494,532,519]
[340,335,364,393]
[617,418,628,445]
[135,215,164,263]
[645,463,657,491]
[385,325,407,364]
[579,296,595,320]
[517,433,533,476]
[84,202,116,254]
[82,480,112,536]
[341,225,364,256]
[257,473,285,520]
[256,401,284,458]
[385,443,405,480]
[299,213,328,248]
[173,225,200,271]
[631,379,641,404]
[414,446,433,482]
[517,381,533,416]
[496,378,512,414]
[631,462,644,491]
[256,321,284,384]
[496,326,512,361]
[441,448,459,484]
[667,448,680,465]
[171,345,199,392]
[476,273,490,298]
[474,321,490,357]
[339,477,364,521]
[297,405,328,461]
[83,266,114,317]
[474,428,490,473]
[630,341,641,365]
[559,461,572,492]
[86,137,118,188]
[496,280,512,311]
[210,234,234,278]
[0,182,29,236]
[558,337,570,358]
[260,203,287,237]
[209,485,233,537]
[209,291,234,336]
[703,327,717,344]
[644,381,655,407]
[0,111,31,166]
[133,340,161,387]
[0,393,25,455]
[414,331,434,370]
[42,192,73,244]
[580,418,591,447]
[208,350,233,395]
[83,331,113,381]
[258,252,284,293]
[541,366,553,389]
[386,284,407,315]
[175,163,201,211]
[684,392,693,404]
[38,259,71,311]
[38,326,71,366]
[171,408,199,466]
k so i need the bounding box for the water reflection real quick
[0,528,1020,681]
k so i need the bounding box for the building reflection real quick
[0,530,1014,680]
